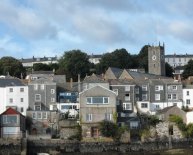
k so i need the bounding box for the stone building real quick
[79,85,117,138]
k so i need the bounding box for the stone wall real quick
[0,138,25,155]
[27,139,193,154]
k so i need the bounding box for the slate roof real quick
[20,56,58,63]
[156,105,176,114]
[83,73,106,83]
[110,67,124,79]
[108,79,136,85]
[165,54,193,58]
[29,78,56,84]
[0,78,25,87]
[126,70,169,80]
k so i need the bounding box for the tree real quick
[165,62,174,77]
[58,50,90,80]
[33,63,51,71]
[182,60,193,79]
[99,120,118,138]
[0,56,26,78]
[96,48,134,74]
[136,45,150,72]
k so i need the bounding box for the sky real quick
[0,0,193,59]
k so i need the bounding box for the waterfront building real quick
[0,77,28,116]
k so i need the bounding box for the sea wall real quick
[0,138,25,155]
[27,139,193,155]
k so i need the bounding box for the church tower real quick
[148,43,165,76]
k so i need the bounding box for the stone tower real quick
[148,44,165,76]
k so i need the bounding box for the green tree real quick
[99,120,118,138]
[96,48,133,74]
[182,60,193,79]
[33,63,51,71]
[0,56,26,78]
[165,62,174,77]
[58,50,90,80]
[136,45,150,72]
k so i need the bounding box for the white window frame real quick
[51,89,55,94]
[34,84,38,90]
[141,103,148,108]
[86,114,92,122]
[51,98,55,102]
[20,98,24,102]
[172,85,177,90]
[9,98,13,103]
[20,88,24,92]
[105,113,112,121]
[42,112,47,119]
[35,94,41,102]
[125,86,130,91]
[32,112,36,119]
[142,85,147,91]
[9,88,13,92]
[125,93,130,101]
[86,97,109,104]
[142,94,147,100]
[37,112,42,119]
[123,103,132,110]
[186,99,190,105]
[155,94,160,101]
[41,84,44,90]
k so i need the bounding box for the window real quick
[9,88,13,92]
[125,94,130,101]
[37,112,42,119]
[34,105,41,111]
[130,122,138,129]
[123,103,132,110]
[186,99,190,105]
[187,91,190,96]
[135,88,139,94]
[20,88,24,92]
[113,89,118,95]
[86,97,109,104]
[105,113,112,121]
[172,85,177,90]
[142,85,147,91]
[42,112,47,119]
[51,89,55,94]
[141,103,148,108]
[173,103,177,106]
[51,98,55,102]
[125,86,130,91]
[35,94,41,101]
[34,84,38,90]
[155,85,163,91]
[3,115,17,124]
[86,114,92,122]
[9,98,13,103]
[155,94,160,101]
[32,113,36,119]
[168,94,172,100]
[41,84,44,90]
[21,107,24,112]
[172,94,177,100]
[155,105,160,109]
[20,98,24,102]
[142,94,147,100]
[168,94,177,100]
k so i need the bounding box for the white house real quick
[183,85,193,108]
[0,78,28,116]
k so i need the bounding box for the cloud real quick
[0,0,57,40]
[0,35,24,57]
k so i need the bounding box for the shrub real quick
[99,120,118,138]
